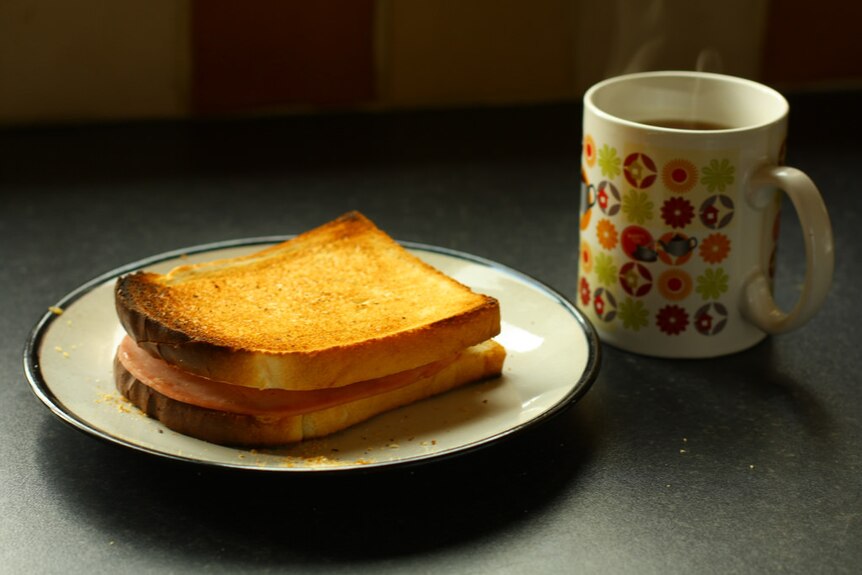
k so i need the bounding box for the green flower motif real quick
[622,189,654,224]
[696,267,729,300]
[598,144,622,179]
[594,252,618,287]
[701,158,735,192]
[619,297,649,331]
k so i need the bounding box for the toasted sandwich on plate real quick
[113,211,505,446]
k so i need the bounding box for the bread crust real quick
[115,212,501,390]
[114,340,506,447]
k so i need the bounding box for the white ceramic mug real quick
[577,71,833,358]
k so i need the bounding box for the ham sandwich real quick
[113,212,505,446]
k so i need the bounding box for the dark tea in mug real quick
[639,119,733,130]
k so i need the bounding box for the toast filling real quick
[116,336,461,417]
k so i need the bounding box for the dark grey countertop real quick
[2,92,859,573]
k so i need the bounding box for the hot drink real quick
[639,118,732,130]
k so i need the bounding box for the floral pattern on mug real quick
[598,181,622,216]
[619,297,650,331]
[701,158,735,192]
[699,195,735,229]
[619,262,653,297]
[594,252,618,286]
[657,269,693,301]
[622,189,654,224]
[593,287,618,322]
[584,134,597,167]
[694,302,728,335]
[580,240,594,274]
[699,233,731,264]
[596,218,619,250]
[662,159,698,193]
[576,134,774,342]
[598,144,621,178]
[579,277,591,306]
[661,197,695,229]
[624,153,657,189]
[656,304,689,335]
[696,268,729,300]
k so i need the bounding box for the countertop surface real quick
[2,91,859,574]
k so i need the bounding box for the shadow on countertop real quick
[37,399,599,567]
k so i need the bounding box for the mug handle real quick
[742,165,834,334]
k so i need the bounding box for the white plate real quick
[24,239,600,472]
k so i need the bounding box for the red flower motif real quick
[594,293,605,315]
[701,204,719,226]
[694,303,728,336]
[598,188,609,210]
[696,311,713,333]
[579,277,591,306]
[597,181,621,216]
[656,305,689,335]
[661,197,695,229]
[699,195,735,229]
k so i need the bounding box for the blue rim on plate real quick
[24,238,601,473]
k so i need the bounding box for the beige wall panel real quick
[0,0,189,124]
[380,0,578,106]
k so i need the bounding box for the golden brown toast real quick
[115,212,501,390]
[115,339,506,447]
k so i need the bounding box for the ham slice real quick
[116,336,456,417]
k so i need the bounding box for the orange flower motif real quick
[580,240,594,274]
[658,269,693,301]
[596,218,619,250]
[584,134,597,167]
[699,233,731,264]
[662,159,699,193]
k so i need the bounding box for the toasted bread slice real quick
[115,212,501,390]
[114,340,506,447]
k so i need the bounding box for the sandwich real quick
[113,211,505,446]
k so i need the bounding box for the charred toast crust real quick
[115,212,501,390]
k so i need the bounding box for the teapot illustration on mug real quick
[630,233,698,263]
[632,243,659,262]
[658,234,698,257]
